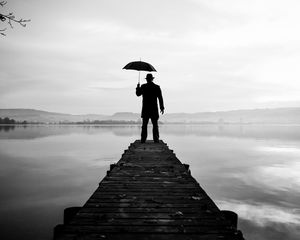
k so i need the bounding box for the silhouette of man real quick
[136,73,164,143]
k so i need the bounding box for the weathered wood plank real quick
[78,207,219,213]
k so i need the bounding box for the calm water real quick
[0,125,299,240]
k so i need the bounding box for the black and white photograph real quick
[1,1,300,239]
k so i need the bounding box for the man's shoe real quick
[154,139,159,143]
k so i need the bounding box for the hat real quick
[145,73,155,80]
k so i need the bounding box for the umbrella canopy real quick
[123,61,156,72]
[123,60,157,84]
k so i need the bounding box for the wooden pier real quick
[54,140,245,240]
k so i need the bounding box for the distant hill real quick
[110,112,140,121]
[161,108,300,124]
[0,109,108,123]
[1,108,300,124]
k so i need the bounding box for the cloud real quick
[2,0,300,113]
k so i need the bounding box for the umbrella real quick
[123,60,156,84]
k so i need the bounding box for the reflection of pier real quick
[54,140,244,239]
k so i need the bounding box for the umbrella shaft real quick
[138,71,140,84]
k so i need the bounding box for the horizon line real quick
[0,106,300,116]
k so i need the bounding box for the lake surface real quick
[0,124,299,240]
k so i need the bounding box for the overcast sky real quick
[1,0,300,114]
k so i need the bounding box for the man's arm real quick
[158,86,164,114]
[136,83,142,96]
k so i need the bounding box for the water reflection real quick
[0,125,16,132]
[218,200,300,225]
[0,125,299,240]
[1,124,300,142]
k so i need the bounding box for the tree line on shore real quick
[0,117,28,124]
[0,117,144,125]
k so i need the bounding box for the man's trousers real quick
[141,117,159,142]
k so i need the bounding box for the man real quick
[136,73,164,143]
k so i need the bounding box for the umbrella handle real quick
[139,57,141,85]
